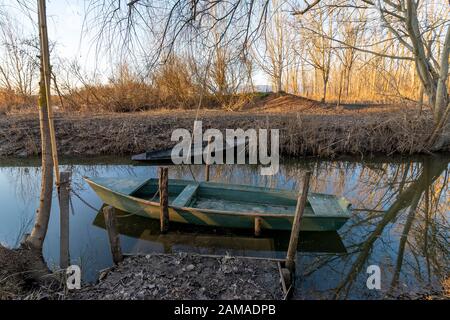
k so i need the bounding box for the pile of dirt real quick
[241,92,325,113]
[240,92,420,115]
[68,253,283,300]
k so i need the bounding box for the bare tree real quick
[253,0,295,93]
[335,8,366,99]
[25,0,54,251]
[85,0,272,68]
[299,3,336,102]
[293,0,450,148]
[0,12,39,100]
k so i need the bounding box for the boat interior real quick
[130,179,300,214]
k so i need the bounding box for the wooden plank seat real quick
[171,183,200,207]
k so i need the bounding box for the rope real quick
[351,208,386,213]
[188,164,198,182]
[70,188,159,217]
[70,189,100,212]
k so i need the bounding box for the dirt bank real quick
[67,253,283,300]
[0,102,442,158]
[0,248,283,300]
[2,246,447,300]
[0,244,56,299]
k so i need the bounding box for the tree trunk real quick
[434,24,450,121]
[429,103,450,151]
[25,0,54,251]
[429,25,450,150]
[26,70,54,250]
[275,66,283,93]
[322,74,328,103]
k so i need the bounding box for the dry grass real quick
[0,89,36,114]
[60,79,229,113]
[58,58,246,112]
[0,98,442,158]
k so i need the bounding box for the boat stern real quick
[83,176,150,195]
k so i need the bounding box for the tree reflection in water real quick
[0,155,448,299]
[287,156,449,299]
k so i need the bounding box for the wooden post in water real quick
[103,206,123,264]
[205,137,212,182]
[205,163,210,182]
[159,167,170,233]
[285,171,312,272]
[59,171,71,269]
[254,217,262,237]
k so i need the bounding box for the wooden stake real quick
[254,217,262,237]
[38,0,60,185]
[205,164,210,182]
[103,206,123,264]
[59,171,71,269]
[159,167,170,233]
[205,137,212,182]
[285,171,312,272]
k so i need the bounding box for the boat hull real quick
[85,178,350,232]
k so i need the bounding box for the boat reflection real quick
[92,207,347,256]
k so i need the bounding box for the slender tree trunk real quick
[276,68,283,93]
[337,70,344,107]
[322,74,328,103]
[26,69,54,250]
[418,85,424,111]
[25,0,54,251]
[434,25,450,121]
[428,26,450,150]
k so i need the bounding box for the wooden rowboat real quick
[84,177,351,232]
[132,140,247,164]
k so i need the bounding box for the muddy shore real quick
[1,246,284,300]
[67,253,284,300]
[0,106,443,158]
[2,245,448,300]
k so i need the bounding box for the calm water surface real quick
[0,155,448,299]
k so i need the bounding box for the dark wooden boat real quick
[132,140,247,164]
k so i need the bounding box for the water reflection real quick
[92,207,347,255]
[0,155,448,299]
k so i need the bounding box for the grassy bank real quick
[0,101,441,158]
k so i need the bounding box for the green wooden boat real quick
[84,177,351,232]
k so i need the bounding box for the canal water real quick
[0,155,448,299]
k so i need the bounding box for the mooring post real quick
[103,206,123,264]
[254,217,262,237]
[285,171,312,272]
[59,171,71,269]
[159,167,170,233]
[205,163,210,182]
[205,137,212,182]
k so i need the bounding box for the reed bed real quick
[0,106,440,158]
